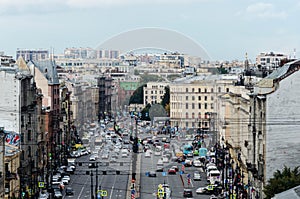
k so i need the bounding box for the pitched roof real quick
[272,185,300,199]
[29,60,59,85]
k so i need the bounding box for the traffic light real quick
[48,153,52,160]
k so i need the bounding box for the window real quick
[204,103,207,109]
[28,130,32,141]
[211,96,214,101]
[186,96,188,100]
[145,91,148,94]
[186,112,189,119]
[198,103,201,109]
[218,87,221,93]
[204,88,207,93]
[192,112,195,119]
[186,103,189,109]
[192,88,195,92]
[204,96,207,101]
[198,112,201,118]
[198,96,201,101]
[186,88,188,92]
[192,103,195,109]
[211,88,214,93]
[226,88,229,92]
[198,88,201,93]
[192,96,195,100]
[211,103,214,109]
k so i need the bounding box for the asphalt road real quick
[140,135,212,199]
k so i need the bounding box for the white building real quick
[144,82,168,106]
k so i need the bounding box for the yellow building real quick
[4,145,21,199]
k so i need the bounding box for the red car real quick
[168,167,176,174]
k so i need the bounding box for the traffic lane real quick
[140,151,164,199]
[97,170,129,199]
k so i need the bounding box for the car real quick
[144,151,151,158]
[183,189,193,197]
[148,171,157,177]
[39,192,49,199]
[154,151,161,156]
[196,185,217,194]
[62,175,70,182]
[193,171,201,181]
[168,167,176,174]
[156,165,164,172]
[171,165,179,172]
[184,159,193,167]
[210,195,218,199]
[53,190,63,199]
[193,159,203,167]
[61,178,69,185]
[65,187,74,195]
[89,155,96,161]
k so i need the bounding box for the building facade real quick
[143,82,168,106]
[16,49,49,62]
[169,75,236,130]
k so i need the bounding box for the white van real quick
[207,169,221,184]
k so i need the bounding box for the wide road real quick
[63,146,132,198]
[140,135,212,199]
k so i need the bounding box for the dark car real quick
[66,187,74,195]
[183,189,193,198]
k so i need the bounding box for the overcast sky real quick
[0,0,299,61]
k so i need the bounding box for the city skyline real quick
[0,0,299,61]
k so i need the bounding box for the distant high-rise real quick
[16,49,49,62]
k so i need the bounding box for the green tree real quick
[263,166,300,199]
[161,86,170,115]
[129,84,145,104]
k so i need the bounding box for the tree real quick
[263,166,300,199]
[161,86,170,108]
[129,84,145,104]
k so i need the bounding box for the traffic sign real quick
[38,181,45,188]
[157,188,164,197]
[97,190,108,197]
[131,189,135,195]
[162,172,167,176]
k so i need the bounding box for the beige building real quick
[144,82,168,106]
[170,75,238,130]
[4,145,21,199]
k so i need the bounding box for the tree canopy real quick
[263,165,300,199]
[129,84,145,104]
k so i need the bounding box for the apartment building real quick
[247,60,300,198]
[169,75,237,130]
[256,52,288,70]
[144,82,168,106]
[16,49,49,62]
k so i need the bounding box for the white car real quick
[89,155,96,161]
[61,178,69,185]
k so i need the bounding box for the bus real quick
[182,144,193,155]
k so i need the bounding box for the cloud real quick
[238,2,287,19]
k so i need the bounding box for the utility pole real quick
[91,170,94,199]
[95,163,98,198]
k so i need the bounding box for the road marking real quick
[78,177,89,198]
[109,174,118,199]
